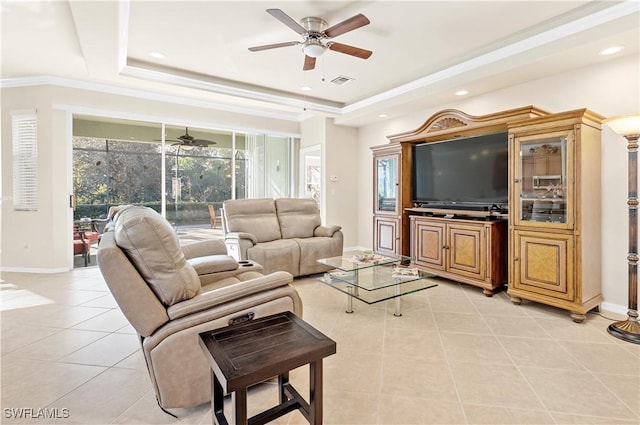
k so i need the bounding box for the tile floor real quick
[1,267,639,424]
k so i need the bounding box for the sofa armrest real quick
[187,255,238,275]
[181,239,228,259]
[225,232,258,245]
[314,225,342,237]
[225,232,258,261]
[166,271,293,320]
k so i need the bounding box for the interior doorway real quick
[299,145,321,206]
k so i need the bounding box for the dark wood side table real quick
[198,312,336,425]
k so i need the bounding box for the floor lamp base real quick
[607,319,640,344]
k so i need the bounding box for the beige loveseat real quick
[223,198,343,277]
[97,206,302,409]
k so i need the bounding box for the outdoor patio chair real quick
[208,204,222,229]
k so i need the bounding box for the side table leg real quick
[212,371,227,425]
[309,360,323,425]
[346,286,354,313]
[232,387,248,425]
[278,372,290,403]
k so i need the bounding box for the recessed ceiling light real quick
[600,46,624,56]
[300,86,312,91]
[148,51,166,59]
[455,90,469,96]
[378,114,388,118]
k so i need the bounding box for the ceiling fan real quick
[248,8,372,71]
[165,127,216,148]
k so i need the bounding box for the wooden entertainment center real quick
[372,106,605,321]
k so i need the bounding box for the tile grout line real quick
[429,283,471,425]
[474,297,560,424]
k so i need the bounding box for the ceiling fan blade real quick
[303,55,316,71]
[328,42,372,59]
[324,14,370,38]
[248,41,300,52]
[193,139,216,146]
[267,9,307,35]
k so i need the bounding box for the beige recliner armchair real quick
[97,206,302,409]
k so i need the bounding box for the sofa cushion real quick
[114,206,201,306]
[224,199,282,243]
[275,198,321,239]
[247,239,300,276]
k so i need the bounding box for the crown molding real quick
[0,75,310,123]
[120,62,343,115]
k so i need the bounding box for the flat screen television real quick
[412,132,509,210]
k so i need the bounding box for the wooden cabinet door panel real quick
[514,231,574,300]
[413,221,445,270]
[374,217,399,255]
[448,224,485,280]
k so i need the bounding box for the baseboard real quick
[0,266,70,274]
[343,245,369,252]
[600,301,627,316]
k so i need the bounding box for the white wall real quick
[325,120,358,247]
[357,54,640,312]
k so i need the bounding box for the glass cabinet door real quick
[375,154,398,214]
[515,134,571,227]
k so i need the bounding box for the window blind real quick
[11,110,38,211]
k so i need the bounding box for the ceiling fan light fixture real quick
[302,40,326,58]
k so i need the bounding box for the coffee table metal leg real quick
[346,286,354,313]
[394,283,402,317]
[353,268,360,297]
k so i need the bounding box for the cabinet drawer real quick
[513,230,574,300]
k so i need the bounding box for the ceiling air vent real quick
[330,75,354,85]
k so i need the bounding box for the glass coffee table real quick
[317,252,438,316]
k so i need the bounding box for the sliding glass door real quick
[72,116,296,231]
[72,118,163,220]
